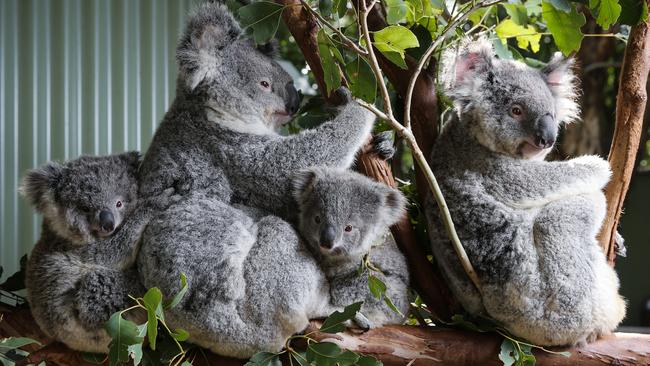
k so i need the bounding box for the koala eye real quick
[116,200,123,208]
[344,225,353,232]
[510,105,523,117]
[314,215,321,224]
[259,79,272,91]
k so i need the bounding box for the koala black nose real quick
[285,82,301,116]
[99,210,115,232]
[320,226,337,250]
[534,114,557,149]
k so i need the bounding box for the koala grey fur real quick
[293,168,410,328]
[21,152,150,353]
[138,2,376,356]
[425,39,625,346]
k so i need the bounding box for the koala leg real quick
[75,266,144,330]
[526,193,624,346]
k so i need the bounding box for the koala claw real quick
[353,312,374,331]
[614,231,627,257]
[332,87,353,106]
[371,131,395,160]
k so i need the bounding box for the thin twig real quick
[299,0,368,56]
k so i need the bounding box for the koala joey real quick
[21,152,150,353]
[293,167,410,328]
[425,38,625,346]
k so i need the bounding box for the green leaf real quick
[317,29,342,95]
[128,343,143,366]
[384,0,408,24]
[171,328,190,342]
[306,342,342,366]
[495,19,541,52]
[345,57,377,103]
[320,0,334,17]
[383,295,403,316]
[381,51,408,69]
[143,287,163,350]
[80,352,106,364]
[245,351,282,366]
[290,352,310,366]
[589,0,621,28]
[619,0,649,25]
[542,2,586,55]
[368,275,387,299]
[357,355,383,366]
[373,25,419,68]
[164,273,188,310]
[524,0,542,16]
[320,302,363,334]
[333,0,348,18]
[105,312,144,366]
[499,339,516,366]
[238,2,285,44]
[0,337,40,350]
[502,4,529,25]
[548,0,571,12]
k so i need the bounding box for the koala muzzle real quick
[320,226,337,250]
[285,82,301,115]
[99,210,115,232]
[533,114,557,149]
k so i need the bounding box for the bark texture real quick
[598,10,650,263]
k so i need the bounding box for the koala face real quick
[443,39,579,160]
[293,168,405,262]
[176,3,301,134]
[19,152,140,245]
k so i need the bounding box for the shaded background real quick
[0,0,648,326]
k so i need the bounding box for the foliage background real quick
[0,0,648,327]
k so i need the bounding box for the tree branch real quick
[598,7,650,263]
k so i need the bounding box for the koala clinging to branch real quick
[425,39,626,346]
[138,2,376,355]
[294,168,411,328]
[21,152,149,352]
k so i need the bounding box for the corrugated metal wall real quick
[0,0,205,280]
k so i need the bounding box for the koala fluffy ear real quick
[542,53,580,124]
[378,185,406,227]
[256,40,278,58]
[176,3,242,90]
[292,169,318,203]
[19,162,64,211]
[119,151,142,170]
[442,38,495,94]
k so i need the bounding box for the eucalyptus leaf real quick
[320,302,363,333]
[245,351,282,366]
[589,0,621,28]
[541,2,585,55]
[105,312,144,366]
[238,2,285,44]
[373,25,419,68]
[619,0,649,25]
[345,57,377,103]
[306,342,342,366]
[502,4,529,25]
[356,355,383,366]
[317,29,342,95]
[320,0,334,17]
[498,339,516,366]
[164,273,188,310]
[0,338,40,350]
[143,287,163,350]
[495,19,541,52]
[128,343,143,366]
[290,352,310,366]
[383,0,408,24]
[171,328,190,342]
[368,275,387,299]
[548,0,571,12]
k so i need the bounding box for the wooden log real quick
[598,4,650,263]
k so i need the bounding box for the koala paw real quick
[332,87,353,106]
[572,155,611,187]
[371,131,395,160]
[352,312,374,331]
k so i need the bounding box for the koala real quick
[293,168,410,328]
[21,152,149,353]
[138,2,376,353]
[424,38,626,346]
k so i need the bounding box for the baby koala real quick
[293,167,410,328]
[21,152,148,353]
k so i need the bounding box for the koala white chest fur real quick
[425,39,626,346]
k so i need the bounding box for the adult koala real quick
[425,39,625,346]
[138,2,375,357]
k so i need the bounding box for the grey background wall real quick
[0,0,204,280]
[0,0,647,325]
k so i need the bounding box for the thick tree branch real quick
[598,9,650,263]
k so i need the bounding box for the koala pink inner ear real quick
[455,52,490,83]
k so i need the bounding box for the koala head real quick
[19,152,140,245]
[176,3,300,134]
[293,168,405,262]
[442,38,579,160]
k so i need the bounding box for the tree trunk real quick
[598,8,650,263]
